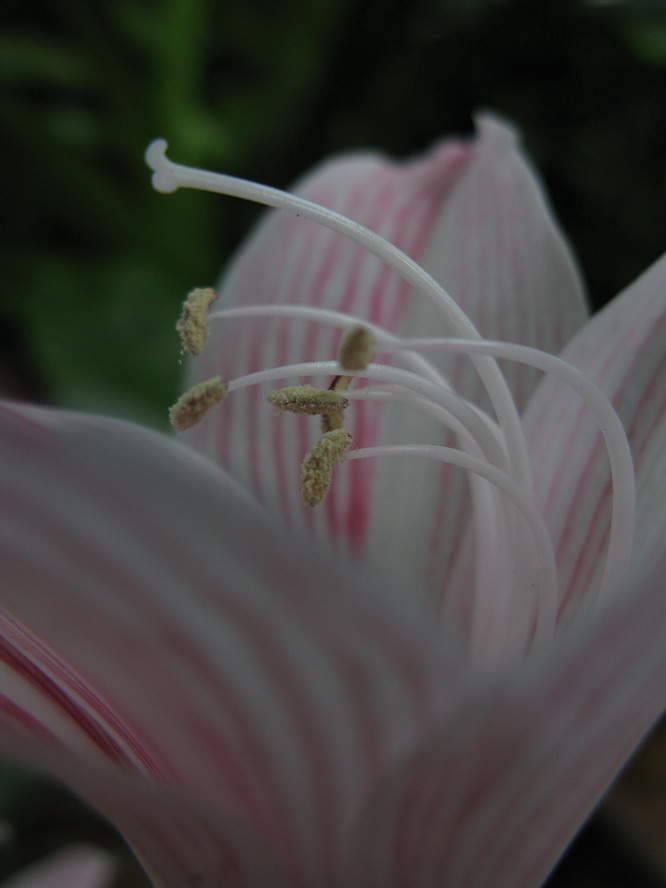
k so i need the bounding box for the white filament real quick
[376,337,635,602]
[345,444,558,639]
[210,304,451,388]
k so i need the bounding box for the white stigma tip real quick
[145,138,179,193]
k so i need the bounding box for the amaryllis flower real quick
[1,116,665,888]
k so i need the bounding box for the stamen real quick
[337,324,374,371]
[268,385,349,415]
[169,377,227,430]
[300,429,352,507]
[145,139,533,493]
[175,287,218,355]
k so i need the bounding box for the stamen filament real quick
[346,443,558,640]
[375,337,636,601]
[208,304,450,387]
[344,386,508,471]
[344,385,515,632]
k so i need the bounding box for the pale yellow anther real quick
[337,324,374,371]
[169,377,227,430]
[176,287,218,356]
[268,385,349,416]
[300,429,352,506]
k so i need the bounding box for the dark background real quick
[1,0,665,885]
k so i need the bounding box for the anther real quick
[176,287,218,356]
[169,377,227,430]
[300,429,352,506]
[268,385,349,415]
[337,324,374,371]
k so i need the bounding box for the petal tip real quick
[473,111,521,151]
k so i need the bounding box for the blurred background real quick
[1,0,665,885]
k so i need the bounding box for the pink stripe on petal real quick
[523,250,666,615]
[0,632,136,768]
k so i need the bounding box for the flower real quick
[1,116,665,888]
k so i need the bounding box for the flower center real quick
[146,139,635,654]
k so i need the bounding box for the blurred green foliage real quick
[2,0,666,425]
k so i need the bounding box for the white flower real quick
[1,115,664,888]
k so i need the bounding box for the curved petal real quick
[0,401,457,888]
[184,115,586,611]
[344,551,666,888]
[0,845,114,888]
[418,114,587,409]
[522,250,666,618]
[0,726,287,888]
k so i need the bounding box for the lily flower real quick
[1,116,665,888]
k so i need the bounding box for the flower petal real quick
[522,250,666,617]
[0,401,455,888]
[419,114,588,408]
[344,551,666,888]
[0,728,287,888]
[0,845,114,888]
[183,116,586,611]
